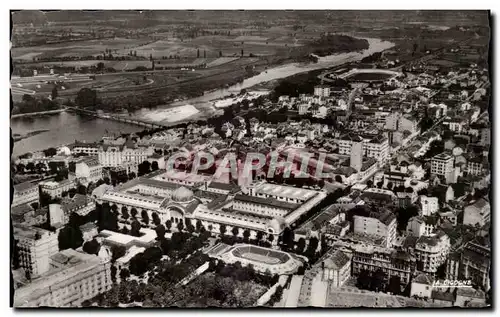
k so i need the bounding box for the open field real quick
[20,60,154,71]
[100,34,306,59]
[11,37,154,61]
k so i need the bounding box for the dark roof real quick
[11,204,33,216]
[377,211,396,225]
[234,194,298,211]
[417,235,440,247]
[413,273,434,285]
[72,141,99,148]
[324,250,350,269]
[79,222,98,232]
[340,133,363,142]
[431,290,455,302]
[80,156,100,167]
[61,194,90,212]
[361,158,378,172]
[403,235,418,249]
[208,181,239,192]
[14,181,38,192]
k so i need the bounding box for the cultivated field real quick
[11,37,154,61]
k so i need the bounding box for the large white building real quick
[13,249,112,307]
[97,139,154,169]
[353,210,397,248]
[463,198,490,227]
[385,112,419,135]
[97,171,327,241]
[40,179,76,198]
[414,231,451,273]
[337,133,389,166]
[314,85,331,98]
[322,250,351,288]
[431,152,455,184]
[13,224,59,278]
[75,156,102,184]
[419,195,439,216]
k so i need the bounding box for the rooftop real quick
[234,194,298,211]
[432,152,453,161]
[14,181,38,192]
[254,182,318,201]
[14,249,102,306]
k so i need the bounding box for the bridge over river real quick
[65,106,166,129]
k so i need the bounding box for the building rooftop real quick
[13,223,52,241]
[234,194,298,211]
[99,228,157,248]
[14,181,38,193]
[79,222,98,233]
[78,156,100,167]
[324,250,350,270]
[254,182,318,201]
[432,152,453,161]
[14,249,102,306]
[150,170,211,184]
[61,194,91,212]
[431,290,455,302]
[413,273,434,285]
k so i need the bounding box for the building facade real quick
[13,249,112,307]
[75,157,102,184]
[353,211,397,248]
[12,181,39,207]
[414,232,451,273]
[431,153,455,184]
[13,224,59,278]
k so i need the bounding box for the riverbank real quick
[13,129,50,142]
[11,108,66,118]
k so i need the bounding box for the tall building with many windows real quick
[13,224,59,278]
[13,249,112,307]
[431,152,455,184]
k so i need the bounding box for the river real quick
[11,37,394,157]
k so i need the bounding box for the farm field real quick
[11,37,153,61]
[129,34,305,59]
[21,60,154,71]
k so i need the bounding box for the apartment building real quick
[322,250,351,288]
[98,140,154,168]
[12,181,39,207]
[75,156,102,184]
[314,85,331,98]
[40,179,76,198]
[431,152,455,184]
[466,156,488,176]
[351,244,416,285]
[419,195,440,216]
[463,198,490,227]
[414,231,451,273]
[461,241,491,291]
[13,249,112,307]
[353,210,397,248]
[338,134,389,166]
[69,141,99,156]
[13,224,59,277]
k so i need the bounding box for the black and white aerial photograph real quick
[9,9,492,309]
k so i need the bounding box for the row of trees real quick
[13,95,60,115]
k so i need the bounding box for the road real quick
[309,273,329,307]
